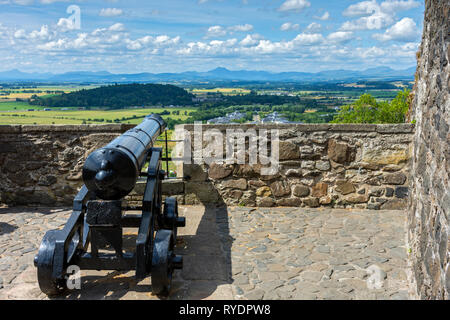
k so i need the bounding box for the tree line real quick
[29,83,195,109]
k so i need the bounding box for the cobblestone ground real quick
[0,206,413,300]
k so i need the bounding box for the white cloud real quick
[99,8,123,17]
[292,33,324,45]
[340,0,420,31]
[280,22,300,31]
[29,25,50,40]
[205,24,254,38]
[314,11,330,20]
[372,17,419,41]
[108,23,125,32]
[228,24,253,32]
[380,0,420,12]
[205,25,227,38]
[327,31,354,43]
[343,0,380,17]
[240,34,263,46]
[305,22,321,33]
[14,29,26,39]
[340,11,394,30]
[278,0,311,12]
[57,17,78,32]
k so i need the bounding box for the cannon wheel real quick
[36,230,67,296]
[162,197,183,239]
[151,229,175,296]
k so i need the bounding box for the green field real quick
[0,101,195,125]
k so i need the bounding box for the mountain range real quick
[0,66,416,83]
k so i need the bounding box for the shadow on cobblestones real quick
[0,222,18,235]
[46,181,234,300]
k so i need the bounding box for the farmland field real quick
[0,102,195,125]
[0,85,98,100]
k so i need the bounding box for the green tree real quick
[331,89,410,124]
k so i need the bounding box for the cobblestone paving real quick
[0,206,413,300]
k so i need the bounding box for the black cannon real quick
[34,114,185,296]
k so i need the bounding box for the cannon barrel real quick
[82,114,166,200]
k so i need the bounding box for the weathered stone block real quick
[381,199,406,210]
[185,182,221,204]
[382,172,407,185]
[270,181,291,197]
[233,164,259,178]
[277,197,302,207]
[292,185,310,197]
[315,160,331,171]
[225,189,244,200]
[183,164,208,181]
[248,180,266,189]
[385,187,394,197]
[222,178,247,190]
[279,141,300,160]
[395,187,409,199]
[335,180,355,195]
[311,182,328,197]
[257,197,275,207]
[256,186,272,197]
[303,197,319,208]
[328,139,352,164]
[344,194,369,204]
[208,163,233,180]
[362,147,409,165]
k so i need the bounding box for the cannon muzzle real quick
[82,114,166,200]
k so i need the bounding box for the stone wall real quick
[178,123,414,209]
[408,0,449,299]
[0,124,133,206]
[0,123,414,209]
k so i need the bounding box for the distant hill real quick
[0,66,416,83]
[29,83,194,109]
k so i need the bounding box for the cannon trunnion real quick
[34,114,186,297]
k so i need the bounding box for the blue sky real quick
[0,0,425,73]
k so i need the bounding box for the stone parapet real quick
[0,123,415,209]
[177,123,414,209]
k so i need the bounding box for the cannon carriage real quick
[34,114,185,296]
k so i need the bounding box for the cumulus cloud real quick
[340,11,394,31]
[205,24,254,38]
[278,0,311,12]
[343,0,380,17]
[292,33,324,45]
[327,31,354,43]
[57,17,78,32]
[108,23,125,32]
[228,24,253,32]
[314,11,330,20]
[380,0,420,12]
[205,25,227,38]
[280,22,300,31]
[99,8,123,17]
[240,34,263,46]
[372,17,419,41]
[340,0,420,31]
[305,22,321,33]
